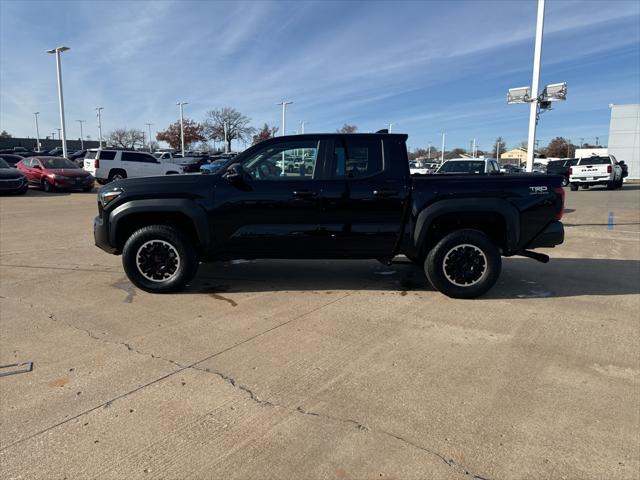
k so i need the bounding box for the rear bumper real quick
[94,215,118,254]
[526,221,564,249]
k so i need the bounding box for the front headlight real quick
[100,187,123,206]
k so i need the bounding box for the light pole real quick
[57,128,61,142]
[300,121,307,134]
[76,120,86,150]
[177,102,188,157]
[440,132,446,163]
[33,112,41,151]
[96,107,104,148]
[388,122,394,132]
[223,121,229,153]
[277,101,293,136]
[51,131,56,140]
[525,0,545,172]
[427,142,431,160]
[472,138,477,157]
[47,46,70,158]
[145,123,153,152]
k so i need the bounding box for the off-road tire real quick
[122,225,198,293]
[425,229,501,299]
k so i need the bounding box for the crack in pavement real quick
[4,293,491,479]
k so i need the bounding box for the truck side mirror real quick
[223,163,244,183]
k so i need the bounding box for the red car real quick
[17,156,94,192]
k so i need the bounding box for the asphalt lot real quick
[0,183,639,480]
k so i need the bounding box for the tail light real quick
[569,167,573,176]
[95,159,99,168]
[553,186,565,220]
[607,164,612,173]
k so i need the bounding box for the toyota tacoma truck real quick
[94,132,565,299]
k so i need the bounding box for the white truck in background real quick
[153,151,197,166]
[569,154,624,191]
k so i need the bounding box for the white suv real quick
[83,149,184,183]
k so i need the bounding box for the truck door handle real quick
[293,190,317,198]
[373,189,398,197]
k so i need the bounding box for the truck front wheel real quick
[122,225,198,293]
[425,229,501,299]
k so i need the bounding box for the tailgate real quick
[84,158,96,175]
[572,164,609,178]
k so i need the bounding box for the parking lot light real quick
[177,102,188,157]
[46,46,70,159]
[76,120,86,150]
[96,107,104,148]
[33,112,41,151]
[145,123,153,152]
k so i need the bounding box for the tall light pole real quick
[472,138,477,157]
[76,120,86,150]
[47,46,70,158]
[440,132,446,163]
[427,142,431,160]
[145,123,153,152]
[300,121,307,134]
[33,112,41,151]
[277,101,293,136]
[96,107,104,148]
[388,122,394,132]
[177,102,187,157]
[223,121,229,153]
[525,0,545,172]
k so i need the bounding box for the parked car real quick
[153,151,200,171]
[546,159,578,186]
[200,159,229,174]
[0,158,28,194]
[47,147,64,156]
[500,164,524,174]
[435,158,501,174]
[94,132,565,299]
[0,154,24,168]
[83,149,185,183]
[17,156,94,192]
[569,155,624,191]
[68,149,87,165]
[409,161,439,175]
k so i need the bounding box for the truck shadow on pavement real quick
[187,257,639,299]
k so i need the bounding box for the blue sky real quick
[1,0,639,152]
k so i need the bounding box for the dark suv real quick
[546,159,578,186]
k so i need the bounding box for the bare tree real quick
[204,107,255,152]
[337,124,358,133]
[106,128,145,149]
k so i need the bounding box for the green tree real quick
[252,123,279,145]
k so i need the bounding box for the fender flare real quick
[413,198,520,251]
[108,199,210,249]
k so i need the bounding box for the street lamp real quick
[427,142,431,160]
[145,123,153,152]
[388,122,394,132]
[96,107,104,148]
[76,120,86,150]
[300,121,307,134]
[276,101,293,136]
[46,46,70,158]
[33,112,41,151]
[440,132,446,163]
[177,102,187,157]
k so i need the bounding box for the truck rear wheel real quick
[425,229,501,299]
[570,183,578,191]
[122,225,198,293]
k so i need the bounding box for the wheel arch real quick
[414,199,520,255]
[109,199,210,253]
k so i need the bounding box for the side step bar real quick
[518,250,549,263]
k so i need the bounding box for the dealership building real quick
[608,104,640,179]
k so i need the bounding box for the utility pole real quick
[595,136,599,146]
[47,46,70,158]
[472,138,476,157]
[525,0,545,172]
[96,107,104,148]
[145,123,153,152]
[300,121,307,134]
[388,122,394,132]
[33,112,41,151]
[427,142,431,160]
[177,102,187,157]
[76,120,86,150]
[440,132,446,163]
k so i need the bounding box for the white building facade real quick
[608,104,639,179]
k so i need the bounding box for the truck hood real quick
[100,173,214,197]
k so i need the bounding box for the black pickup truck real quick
[94,133,565,298]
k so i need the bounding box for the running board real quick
[518,250,549,263]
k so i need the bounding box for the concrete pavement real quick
[0,185,638,479]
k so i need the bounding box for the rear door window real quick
[98,151,116,160]
[85,151,97,159]
[579,156,610,165]
[333,138,383,179]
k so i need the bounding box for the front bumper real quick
[55,177,94,190]
[94,215,118,254]
[526,221,564,249]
